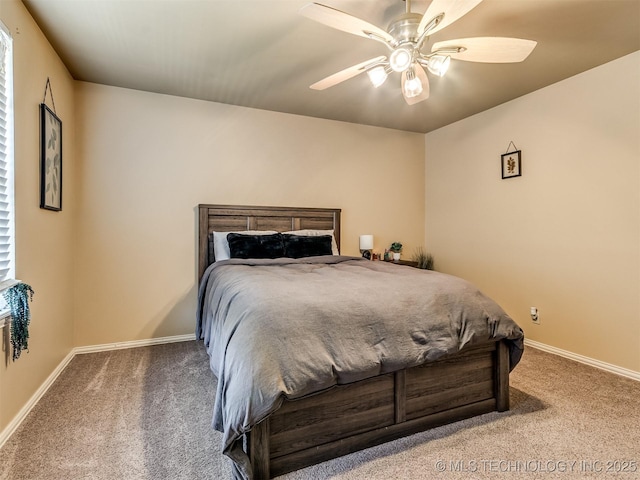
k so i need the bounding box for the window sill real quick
[0,279,19,291]
[0,278,19,329]
[0,310,9,329]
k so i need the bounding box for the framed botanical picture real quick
[40,103,62,211]
[501,150,521,179]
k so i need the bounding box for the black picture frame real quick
[501,150,521,179]
[40,103,62,211]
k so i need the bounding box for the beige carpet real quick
[1,341,638,479]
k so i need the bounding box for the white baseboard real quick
[525,339,640,381]
[0,333,196,449]
[73,333,195,355]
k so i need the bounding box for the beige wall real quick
[0,0,76,434]
[425,52,640,372]
[73,82,425,346]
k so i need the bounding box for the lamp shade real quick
[403,76,422,98]
[359,235,374,250]
[390,47,412,72]
[367,66,388,88]
[426,55,451,77]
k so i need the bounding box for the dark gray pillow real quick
[227,233,284,259]
[283,234,333,258]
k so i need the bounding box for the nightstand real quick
[384,259,419,268]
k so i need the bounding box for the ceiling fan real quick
[299,0,537,105]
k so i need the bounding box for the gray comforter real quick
[196,256,524,479]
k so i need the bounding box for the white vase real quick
[392,252,400,261]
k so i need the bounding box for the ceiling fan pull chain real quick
[505,141,518,154]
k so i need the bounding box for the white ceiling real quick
[23,0,640,133]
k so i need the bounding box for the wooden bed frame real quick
[198,204,511,479]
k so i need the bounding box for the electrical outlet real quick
[530,306,540,324]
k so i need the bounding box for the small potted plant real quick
[389,242,402,261]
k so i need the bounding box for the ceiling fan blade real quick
[401,64,430,105]
[310,56,387,90]
[418,0,483,37]
[432,37,537,63]
[300,3,393,44]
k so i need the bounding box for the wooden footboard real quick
[245,340,510,479]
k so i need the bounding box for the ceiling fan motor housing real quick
[388,13,422,46]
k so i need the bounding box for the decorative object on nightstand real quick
[412,247,434,270]
[389,242,402,261]
[359,234,373,259]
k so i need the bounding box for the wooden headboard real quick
[198,204,341,280]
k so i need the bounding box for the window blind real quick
[0,22,14,295]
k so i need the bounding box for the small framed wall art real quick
[40,103,62,211]
[501,150,521,179]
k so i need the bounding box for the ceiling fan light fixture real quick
[301,1,538,105]
[403,69,423,98]
[426,55,451,77]
[367,66,390,88]
[389,47,413,72]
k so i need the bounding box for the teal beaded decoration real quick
[3,283,35,361]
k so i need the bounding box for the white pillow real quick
[213,230,278,261]
[283,229,339,255]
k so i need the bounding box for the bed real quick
[196,204,524,479]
